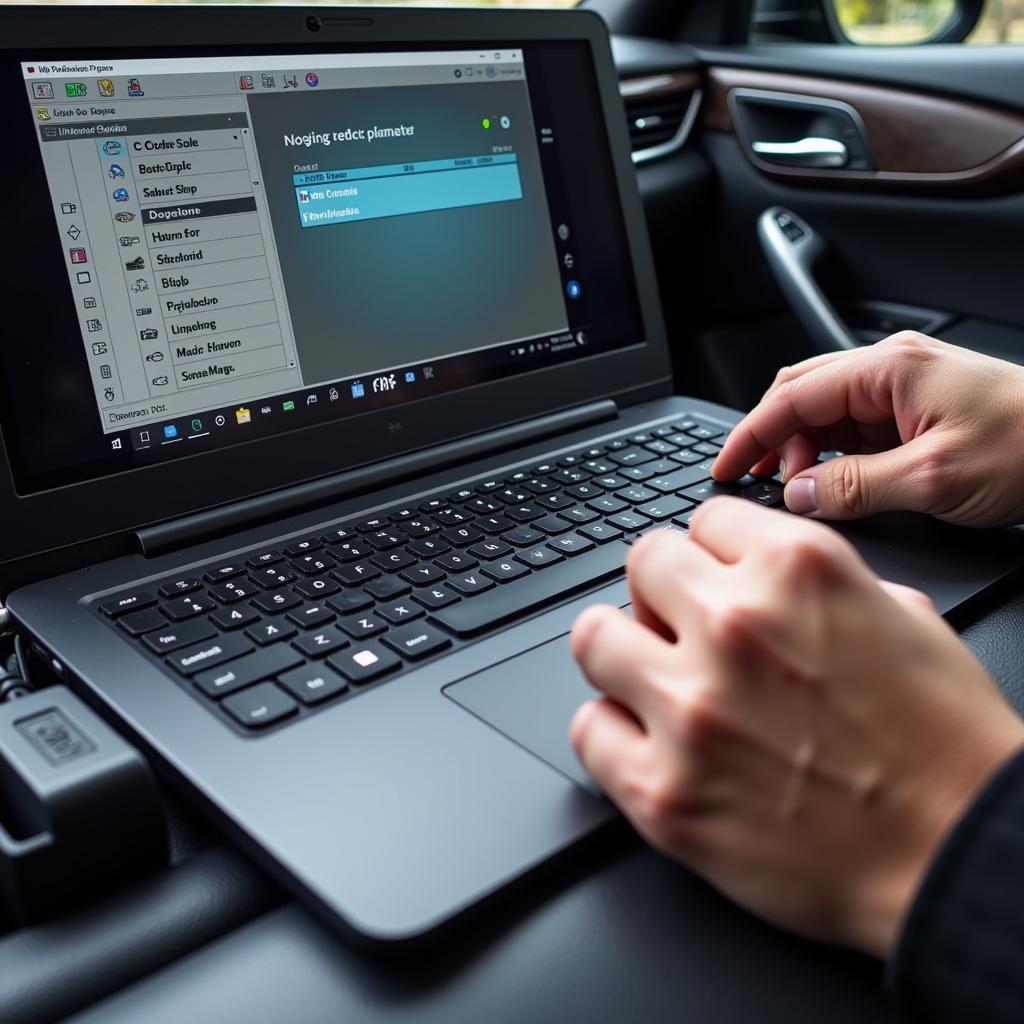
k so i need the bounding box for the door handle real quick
[752,137,849,169]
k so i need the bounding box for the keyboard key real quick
[383,622,452,660]
[637,496,693,521]
[161,594,216,621]
[434,510,472,528]
[607,511,652,533]
[401,517,439,537]
[680,480,740,504]
[169,634,253,676]
[327,590,374,615]
[357,517,390,533]
[210,606,260,631]
[294,577,341,600]
[194,643,303,698]
[593,475,629,490]
[646,467,711,493]
[536,492,573,511]
[99,591,156,618]
[497,488,530,505]
[364,576,411,600]
[588,495,628,515]
[608,447,655,467]
[338,612,387,639]
[412,585,461,610]
[645,440,678,455]
[522,478,558,495]
[476,514,514,534]
[431,541,628,637]
[142,619,215,655]
[407,537,451,559]
[370,550,416,573]
[506,504,546,523]
[670,449,708,467]
[516,546,565,569]
[208,581,257,604]
[620,465,658,482]
[578,521,624,543]
[204,565,245,584]
[293,625,350,659]
[467,498,502,515]
[328,642,401,685]
[503,525,546,547]
[379,600,425,625]
[616,486,658,504]
[368,530,406,550]
[551,468,590,485]
[400,563,447,586]
[692,441,721,456]
[442,525,484,546]
[251,589,302,614]
[118,608,167,637]
[285,539,322,557]
[550,534,596,557]
[278,665,349,705]
[565,483,604,501]
[247,550,283,569]
[250,567,296,590]
[481,559,531,582]
[286,603,335,629]
[449,571,496,595]
[688,425,723,441]
[741,481,785,507]
[158,579,200,599]
[291,554,336,576]
[320,527,354,545]
[223,683,297,729]
[532,515,573,536]
[246,620,297,646]
[327,540,374,563]
[333,561,382,585]
[559,505,600,525]
[436,551,478,572]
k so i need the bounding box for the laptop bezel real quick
[0,5,673,569]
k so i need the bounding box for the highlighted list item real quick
[292,153,522,229]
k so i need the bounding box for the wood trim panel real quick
[704,67,1024,192]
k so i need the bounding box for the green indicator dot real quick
[481,117,491,130]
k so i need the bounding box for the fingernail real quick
[785,476,817,515]
[779,459,787,483]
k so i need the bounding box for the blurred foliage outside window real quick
[835,0,1024,43]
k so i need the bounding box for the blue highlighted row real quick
[292,152,518,187]
[294,158,523,229]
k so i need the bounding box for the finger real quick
[570,698,646,802]
[748,450,780,480]
[571,604,677,722]
[626,528,724,639]
[713,355,891,481]
[784,436,943,520]
[758,349,856,403]
[776,433,821,484]
[878,580,937,614]
[689,495,850,567]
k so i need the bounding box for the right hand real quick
[713,332,1024,527]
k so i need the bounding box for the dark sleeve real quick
[887,747,1024,1024]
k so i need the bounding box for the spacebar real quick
[430,542,628,638]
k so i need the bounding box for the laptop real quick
[3,5,1023,944]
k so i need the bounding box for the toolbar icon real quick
[351,381,365,399]
[305,72,319,87]
[76,271,92,284]
[164,425,178,439]
[239,75,255,91]
[60,202,77,215]
[66,224,81,240]
[127,78,144,97]
[35,108,50,121]
[64,82,87,98]
[282,400,295,412]
[111,437,122,450]
[235,407,252,425]
[98,79,115,97]
[31,81,53,100]
[86,318,102,332]
[113,187,130,202]
[191,418,204,433]
[261,73,276,89]
[69,247,87,264]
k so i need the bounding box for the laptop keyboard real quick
[94,414,783,734]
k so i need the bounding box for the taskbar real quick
[105,324,605,464]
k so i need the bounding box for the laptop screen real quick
[6,42,643,495]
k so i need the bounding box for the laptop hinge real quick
[134,399,619,557]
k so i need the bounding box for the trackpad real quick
[444,634,599,794]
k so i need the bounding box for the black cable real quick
[13,634,31,688]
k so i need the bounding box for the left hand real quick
[569,500,1024,958]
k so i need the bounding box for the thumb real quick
[783,439,939,521]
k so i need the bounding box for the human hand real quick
[570,501,1024,958]
[712,332,1024,527]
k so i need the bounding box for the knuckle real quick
[910,447,953,508]
[704,602,762,652]
[771,365,794,389]
[776,533,844,580]
[636,772,688,832]
[880,330,936,364]
[828,459,870,516]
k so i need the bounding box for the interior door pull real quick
[752,137,849,168]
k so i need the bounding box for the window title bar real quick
[22,49,523,79]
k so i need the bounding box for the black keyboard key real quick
[647,467,711,493]
[477,479,503,493]
[448,488,477,503]
[680,479,740,503]
[328,642,401,685]
[247,550,283,569]
[210,606,261,631]
[327,540,374,563]
[449,571,496,596]
[365,576,411,601]
[246,619,297,646]
[400,563,447,586]
[536,492,574,511]
[370,550,416,573]
[286,603,335,629]
[741,481,785,507]
[338,612,387,639]
[551,468,590,485]
[251,589,302,615]
[162,594,216,621]
[565,483,604,501]
[291,554,336,576]
[401,517,439,537]
[497,488,530,505]
[583,460,616,475]
[481,559,531,582]
[645,440,678,455]
[142,619,215,655]
[294,577,341,600]
[673,508,699,528]
[436,551,478,572]
[292,626,349,659]
[467,498,502,515]
[516,546,564,570]
[357,516,390,533]
[522,478,558,495]
[194,643,303,698]
[320,527,354,545]
[368,530,406,550]
[99,591,156,618]
[468,539,513,560]
[692,441,721,456]
[441,525,484,546]
[118,608,168,637]
[607,511,652,533]
[327,590,374,615]
[434,510,472,528]
[285,539,322,557]
[407,537,451,559]
[158,579,200,599]
[620,465,658,482]
[532,515,573,536]
[629,433,653,444]
[688,425,723,441]
[506,504,546,523]
[412,585,461,609]
[169,634,253,676]
[383,622,452,661]
[578,521,624,544]
[608,447,655,467]
[379,600,425,625]
[671,449,708,467]
[420,498,447,513]
[550,533,596,557]
[250,566,296,590]
[588,495,628,515]
[503,526,545,546]
[223,683,297,729]
[204,565,245,584]
[333,561,382,586]
[637,496,693,521]
[559,505,600,525]
[431,541,628,637]
[278,665,349,705]
[593,475,629,490]
[616,486,658,504]
[208,581,257,604]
